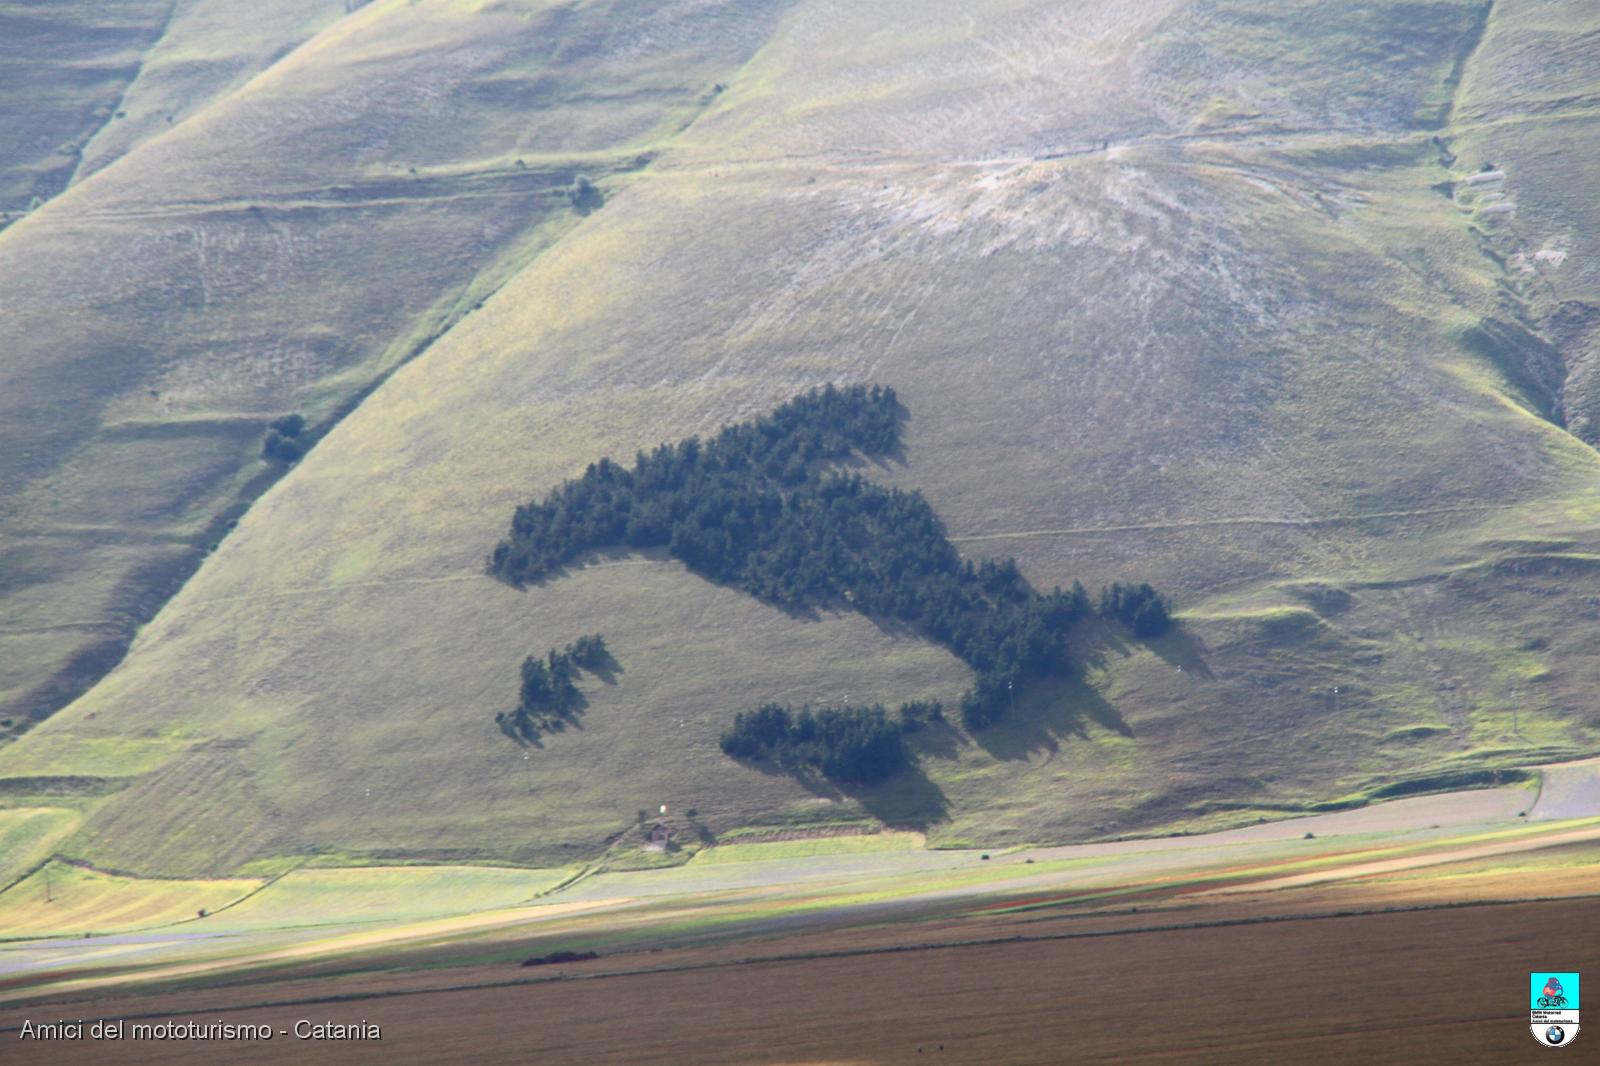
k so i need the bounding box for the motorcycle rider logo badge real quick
[1531,972,1579,1048]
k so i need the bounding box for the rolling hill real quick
[4,0,1600,878]
[0,0,791,736]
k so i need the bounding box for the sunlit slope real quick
[8,0,1600,875]
[0,808,79,890]
[0,862,261,939]
[0,0,792,734]
[0,1,348,216]
[72,0,348,184]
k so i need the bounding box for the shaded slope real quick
[6,0,1600,874]
[0,0,172,218]
[1446,0,1600,439]
[0,0,795,734]
[71,0,349,184]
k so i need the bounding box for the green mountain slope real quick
[0,0,792,735]
[70,0,349,185]
[4,0,1600,877]
[0,0,171,218]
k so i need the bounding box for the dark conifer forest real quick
[492,385,1170,778]
[719,703,911,785]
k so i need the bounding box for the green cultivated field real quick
[691,832,927,865]
[2,0,1600,881]
[0,862,575,941]
[1,773,1592,1002]
[171,864,577,932]
[0,862,261,940]
[0,808,80,890]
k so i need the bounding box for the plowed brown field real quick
[5,890,1593,1065]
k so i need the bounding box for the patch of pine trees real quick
[496,634,610,741]
[1098,581,1171,638]
[261,413,306,463]
[717,699,946,785]
[490,384,1172,770]
[719,703,913,786]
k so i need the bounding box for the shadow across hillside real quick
[906,717,963,761]
[583,645,624,686]
[497,644,623,745]
[736,756,949,830]
[852,767,948,830]
[972,674,1133,762]
[1148,625,1214,680]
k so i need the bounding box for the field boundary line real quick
[161,870,295,928]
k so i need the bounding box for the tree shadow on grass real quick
[1072,615,1133,672]
[497,720,545,749]
[847,766,948,829]
[1146,624,1214,680]
[1076,612,1202,681]
[971,674,1132,762]
[733,756,949,830]
[499,646,626,744]
[498,702,586,745]
[962,614,1188,762]
[584,647,625,686]
[539,698,588,733]
[905,718,963,761]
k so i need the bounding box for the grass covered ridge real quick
[5,0,1600,875]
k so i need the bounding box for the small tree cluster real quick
[1098,582,1172,638]
[566,633,610,671]
[720,702,911,785]
[568,174,603,212]
[497,634,609,741]
[262,413,306,463]
[896,699,944,733]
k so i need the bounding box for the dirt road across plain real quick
[1531,757,1600,821]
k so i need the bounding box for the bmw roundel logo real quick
[1547,1025,1566,1045]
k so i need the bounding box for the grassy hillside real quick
[0,1,349,223]
[0,0,794,736]
[0,0,169,219]
[71,0,349,185]
[0,807,80,889]
[5,0,1600,876]
[1449,0,1600,435]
